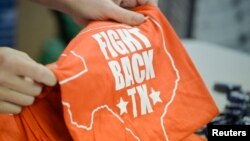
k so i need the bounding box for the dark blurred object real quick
[213,83,250,124]
[193,0,250,53]
[0,0,17,47]
[197,83,250,138]
[214,83,249,103]
[214,83,242,95]
[159,0,196,38]
[39,12,82,65]
[53,11,82,44]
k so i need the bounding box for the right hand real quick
[0,47,57,114]
[32,0,157,26]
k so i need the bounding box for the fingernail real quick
[41,69,57,86]
[133,14,145,24]
[32,85,42,96]
[46,63,58,70]
[46,73,57,86]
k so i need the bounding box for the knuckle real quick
[21,52,29,58]
[25,78,43,96]
[13,60,25,72]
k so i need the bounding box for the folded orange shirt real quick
[0,5,218,141]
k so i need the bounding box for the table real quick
[182,39,250,111]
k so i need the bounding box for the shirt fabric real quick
[0,5,218,141]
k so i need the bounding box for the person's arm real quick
[31,0,149,25]
[0,47,56,114]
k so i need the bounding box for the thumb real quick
[46,63,58,70]
[105,3,145,26]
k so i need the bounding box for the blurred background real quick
[159,0,250,52]
[0,0,250,128]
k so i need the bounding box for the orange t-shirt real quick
[0,5,218,141]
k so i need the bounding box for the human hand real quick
[32,0,152,25]
[0,47,57,114]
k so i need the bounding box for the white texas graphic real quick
[59,17,180,141]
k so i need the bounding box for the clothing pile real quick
[197,83,250,137]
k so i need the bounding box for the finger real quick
[0,71,42,96]
[46,63,58,70]
[18,51,36,62]
[0,86,35,106]
[0,101,22,114]
[120,0,137,8]
[10,58,57,86]
[105,3,145,25]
